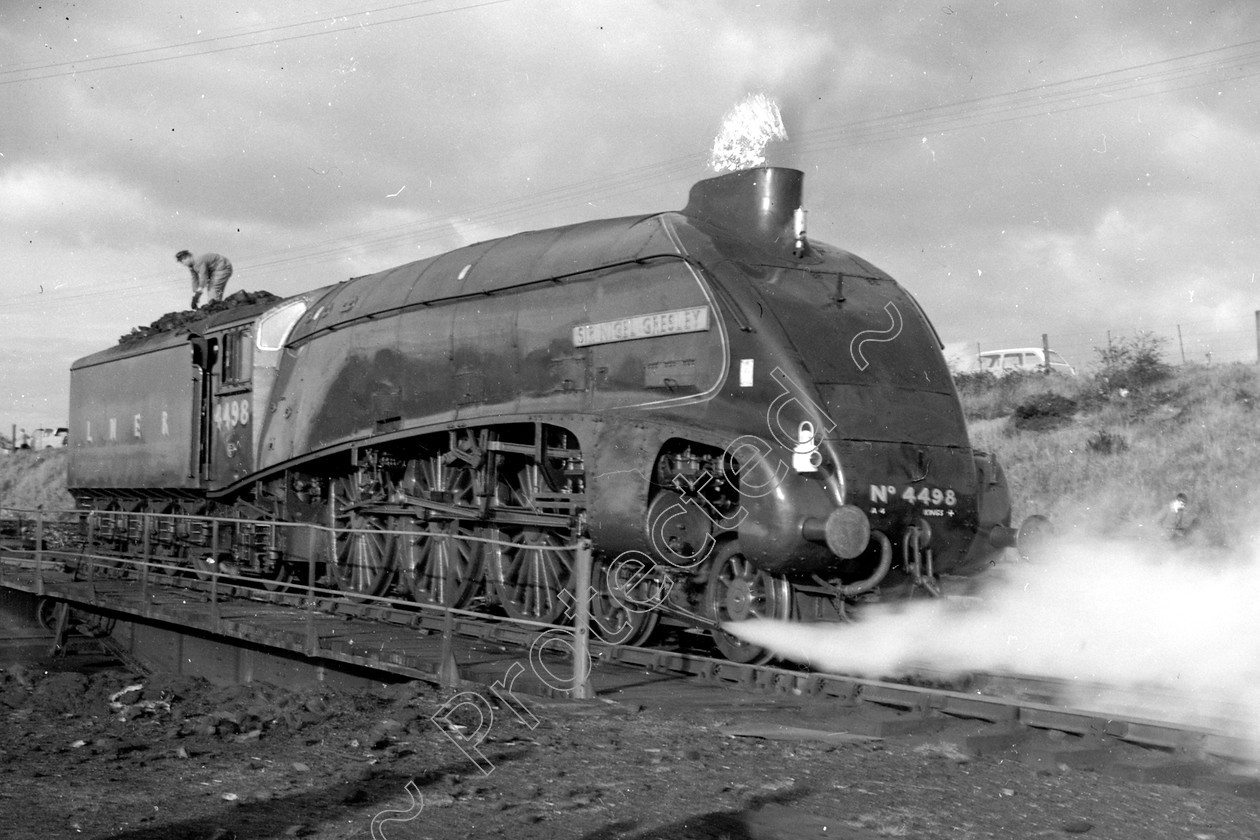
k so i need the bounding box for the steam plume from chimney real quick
[709,94,788,172]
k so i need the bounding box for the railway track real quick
[3,534,1258,790]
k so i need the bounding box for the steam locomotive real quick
[68,167,1013,662]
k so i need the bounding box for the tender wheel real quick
[98,502,127,551]
[400,518,482,608]
[92,502,129,573]
[178,503,210,579]
[248,521,300,592]
[259,558,299,591]
[591,556,662,645]
[193,546,239,582]
[328,475,394,598]
[192,552,239,580]
[192,552,215,581]
[146,503,188,576]
[488,527,573,624]
[114,501,157,577]
[35,597,59,632]
[194,517,241,581]
[705,540,790,664]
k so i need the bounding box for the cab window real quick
[221,327,253,386]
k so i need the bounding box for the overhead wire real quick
[3,27,1259,315]
[0,0,454,76]
[0,0,520,86]
[788,44,1260,153]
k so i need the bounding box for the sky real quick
[3,1,1260,434]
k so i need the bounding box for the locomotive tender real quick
[68,167,1012,662]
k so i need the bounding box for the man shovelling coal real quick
[176,250,233,309]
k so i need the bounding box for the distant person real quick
[1157,492,1196,541]
[176,250,233,308]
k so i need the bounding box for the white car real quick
[978,348,1076,377]
[31,427,69,449]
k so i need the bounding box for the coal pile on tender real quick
[118,290,281,347]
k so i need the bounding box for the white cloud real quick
[0,164,159,248]
[3,0,1260,437]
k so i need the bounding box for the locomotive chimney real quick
[681,166,810,257]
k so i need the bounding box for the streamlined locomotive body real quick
[68,167,1012,661]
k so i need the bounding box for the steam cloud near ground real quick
[725,531,1260,751]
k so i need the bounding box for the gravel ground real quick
[2,651,1260,840]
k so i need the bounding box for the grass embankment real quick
[958,362,1260,547]
[0,449,74,513]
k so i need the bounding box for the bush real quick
[953,368,1054,420]
[1085,429,1129,454]
[1011,392,1078,431]
[1094,331,1171,393]
[952,369,998,395]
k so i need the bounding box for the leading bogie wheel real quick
[705,539,791,664]
[590,556,662,646]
